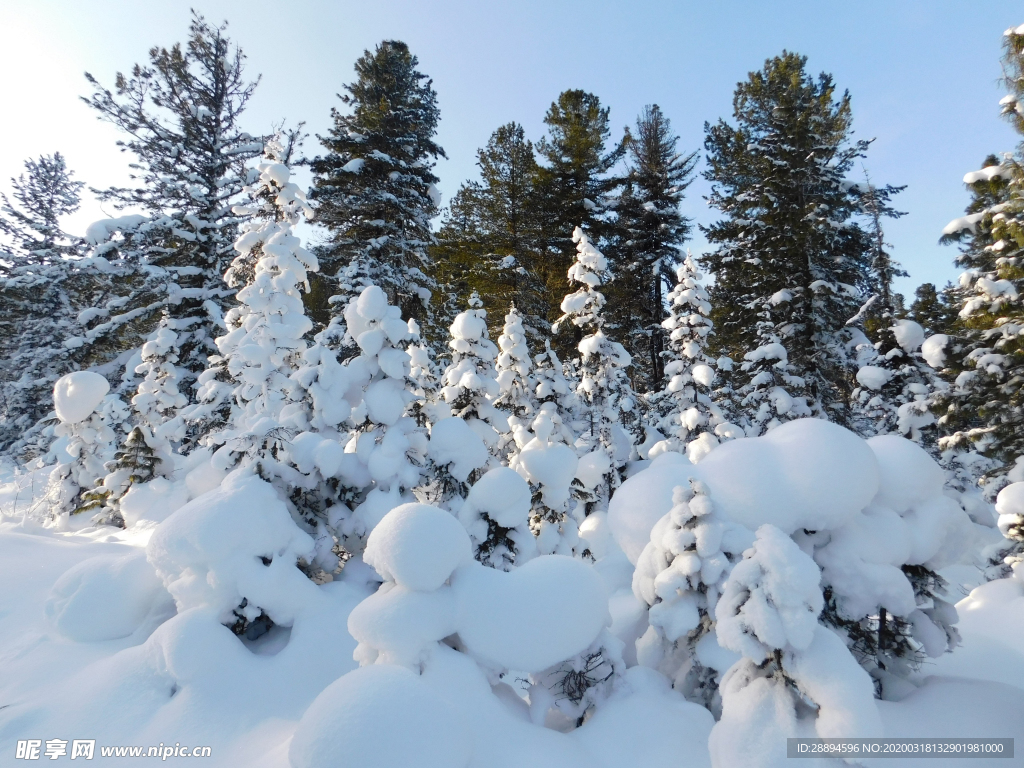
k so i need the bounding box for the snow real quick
[429,416,489,483]
[45,551,174,641]
[451,556,608,672]
[921,333,949,368]
[460,466,531,528]
[52,371,109,423]
[363,503,472,591]
[289,664,471,768]
[856,364,891,390]
[892,318,925,352]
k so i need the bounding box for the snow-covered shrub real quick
[147,471,318,639]
[610,418,978,699]
[993,481,1024,579]
[457,467,537,569]
[709,524,882,768]
[35,371,130,527]
[633,480,748,709]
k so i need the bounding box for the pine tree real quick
[908,282,959,337]
[535,91,627,353]
[0,154,94,455]
[554,227,636,514]
[78,12,262,397]
[606,105,697,390]
[930,25,1024,483]
[711,525,881,762]
[34,373,131,528]
[431,123,547,345]
[701,52,901,432]
[309,40,444,323]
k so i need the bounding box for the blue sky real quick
[2,0,1019,297]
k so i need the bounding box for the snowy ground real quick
[0,512,1021,767]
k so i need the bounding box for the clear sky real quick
[1,0,1020,298]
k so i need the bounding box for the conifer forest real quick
[1,8,1023,767]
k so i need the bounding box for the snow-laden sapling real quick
[457,466,537,570]
[554,227,636,514]
[710,524,881,768]
[35,372,130,528]
[633,480,747,710]
[493,304,536,460]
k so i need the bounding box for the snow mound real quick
[867,435,945,513]
[696,419,879,534]
[53,371,110,424]
[611,420,879,560]
[45,551,174,642]
[364,503,472,592]
[289,663,471,768]
[428,417,489,483]
[146,472,316,624]
[451,556,607,672]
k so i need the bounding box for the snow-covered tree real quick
[76,12,262,392]
[439,292,508,454]
[648,255,733,460]
[710,524,881,767]
[327,285,429,549]
[702,52,902,432]
[191,137,318,490]
[930,24,1024,484]
[0,154,91,455]
[554,227,636,513]
[850,318,938,442]
[309,40,444,322]
[34,372,130,528]
[493,304,536,460]
[633,481,747,711]
[457,466,537,570]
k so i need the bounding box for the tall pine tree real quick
[702,52,900,432]
[607,105,697,390]
[310,40,444,324]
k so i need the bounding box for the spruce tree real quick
[701,52,901,432]
[79,12,262,395]
[309,40,444,323]
[607,105,697,390]
[931,25,1024,483]
[431,123,546,345]
[535,91,626,352]
[494,304,537,458]
[908,282,959,337]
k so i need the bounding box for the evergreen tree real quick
[431,123,547,345]
[931,25,1024,482]
[648,255,731,460]
[554,227,636,513]
[438,292,508,453]
[310,40,444,323]
[0,154,95,455]
[79,12,262,395]
[0,153,84,265]
[190,137,319,490]
[494,304,537,458]
[908,282,959,337]
[607,105,697,390]
[535,91,626,352]
[633,481,745,712]
[701,52,901,432]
